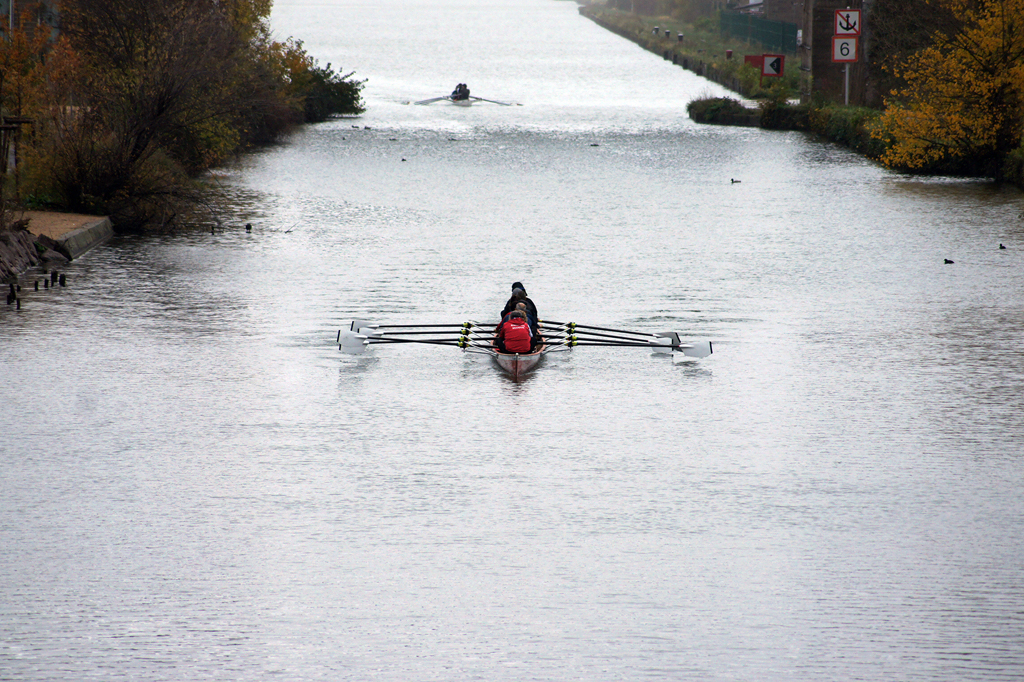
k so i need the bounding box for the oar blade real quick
[679,340,713,359]
[339,331,368,354]
[350,319,376,332]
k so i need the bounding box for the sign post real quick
[832,9,861,105]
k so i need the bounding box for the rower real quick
[495,310,533,353]
[501,282,538,326]
[497,303,542,351]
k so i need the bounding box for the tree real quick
[875,0,1024,177]
[0,10,51,202]
[13,0,364,227]
[274,38,365,123]
[867,0,960,98]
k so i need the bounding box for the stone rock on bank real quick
[1,213,112,282]
[0,229,43,282]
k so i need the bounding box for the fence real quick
[719,11,798,54]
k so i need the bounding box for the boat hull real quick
[492,345,545,380]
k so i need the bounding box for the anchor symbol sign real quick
[834,9,861,36]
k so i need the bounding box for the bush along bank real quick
[687,97,885,155]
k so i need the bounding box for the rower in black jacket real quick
[500,282,539,337]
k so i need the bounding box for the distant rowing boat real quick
[411,95,520,106]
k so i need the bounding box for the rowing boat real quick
[492,343,547,380]
[338,319,711,380]
[411,95,520,106]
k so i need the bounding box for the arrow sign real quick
[835,9,861,36]
[761,54,784,77]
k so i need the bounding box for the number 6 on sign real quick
[832,36,858,63]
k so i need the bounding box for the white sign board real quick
[835,9,861,36]
[762,54,784,77]
[832,36,859,62]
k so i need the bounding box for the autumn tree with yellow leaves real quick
[875,0,1024,177]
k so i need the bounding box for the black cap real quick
[511,281,526,295]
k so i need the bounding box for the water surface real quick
[2,1,1023,680]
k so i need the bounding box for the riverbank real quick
[580,5,1024,188]
[0,212,112,282]
[578,5,796,99]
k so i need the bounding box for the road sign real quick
[761,54,784,77]
[832,36,858,62]
[835,9,861,36]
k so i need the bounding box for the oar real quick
[365,329,479,336]
[371,323,477,329]
[557,339,713,358]
[546,328,659,343]
[349,321,494,335]
[538,333,711,356]
[541,321,655,339]
[366,321,501,328]
[555,336,658,346]
[537,326,658,345]
[366,338,489,348]
[363,327,497,339]
[468,96,517,106]
[412,96,450,105]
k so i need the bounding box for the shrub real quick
[1002,145,1024,186]
[687,97,753,123]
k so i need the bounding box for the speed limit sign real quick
[832,36,858,62]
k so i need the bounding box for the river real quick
[2,1,1023,680]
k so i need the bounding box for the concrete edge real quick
[56,217,114,260]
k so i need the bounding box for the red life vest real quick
[502,318,532,353]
